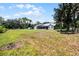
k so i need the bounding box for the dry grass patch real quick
[21,30,79,56]
[0,30,79,56]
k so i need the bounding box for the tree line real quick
[0,17,34,29]
[54,3,79,33]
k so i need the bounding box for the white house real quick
[34,22,54,30]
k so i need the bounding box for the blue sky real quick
[0,3,58,23]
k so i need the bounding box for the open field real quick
[0,29,79,56]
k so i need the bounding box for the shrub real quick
[0,26,7,33]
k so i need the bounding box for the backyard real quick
[0,29,79,56]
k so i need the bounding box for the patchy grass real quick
[0,29,39,56]
[0,29,30,46]
[0,29,79,56]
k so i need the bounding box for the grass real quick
[0,29,79,56]
[0,29,28,46]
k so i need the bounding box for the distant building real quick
[34,22,54,30]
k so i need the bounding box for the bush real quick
[0,26,7,33]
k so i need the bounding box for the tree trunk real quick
[66,25,70,32]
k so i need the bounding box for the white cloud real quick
[14,14,20,17]
[17,9,43,17]
[3,15,11,20]
[25,4,44,16]
[8,4,24,9]
[15,11,32,17]
[22,11,33,15]
[8,6,13,9]
[25,4,35,9]
[32,6,42,11]
[8,4,44,13]
[25,4,44,12]
[3,4,46,23]
[16,4,24,9]
[15,4,38,10]
[14,4,44,17]
[5,16,10,18]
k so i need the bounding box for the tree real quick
[0,17,4,25]
[36,21,41,25]
[54,3,79,33]
[18,17,32,29]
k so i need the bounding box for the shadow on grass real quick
[60,31,75,34]
[58,30,78,34]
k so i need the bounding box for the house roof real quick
[35,22,54,27]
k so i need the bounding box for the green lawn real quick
[0,29,33,46]
[0,29,79,56]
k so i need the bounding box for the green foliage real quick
[0,17,4,25]
[54,3,79,32]
[0,26,7,33]
[2,17,33,29]
[76,20,79,27]
[35,21,41,25]
[0,16,33,29]
[54,23,61,29]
